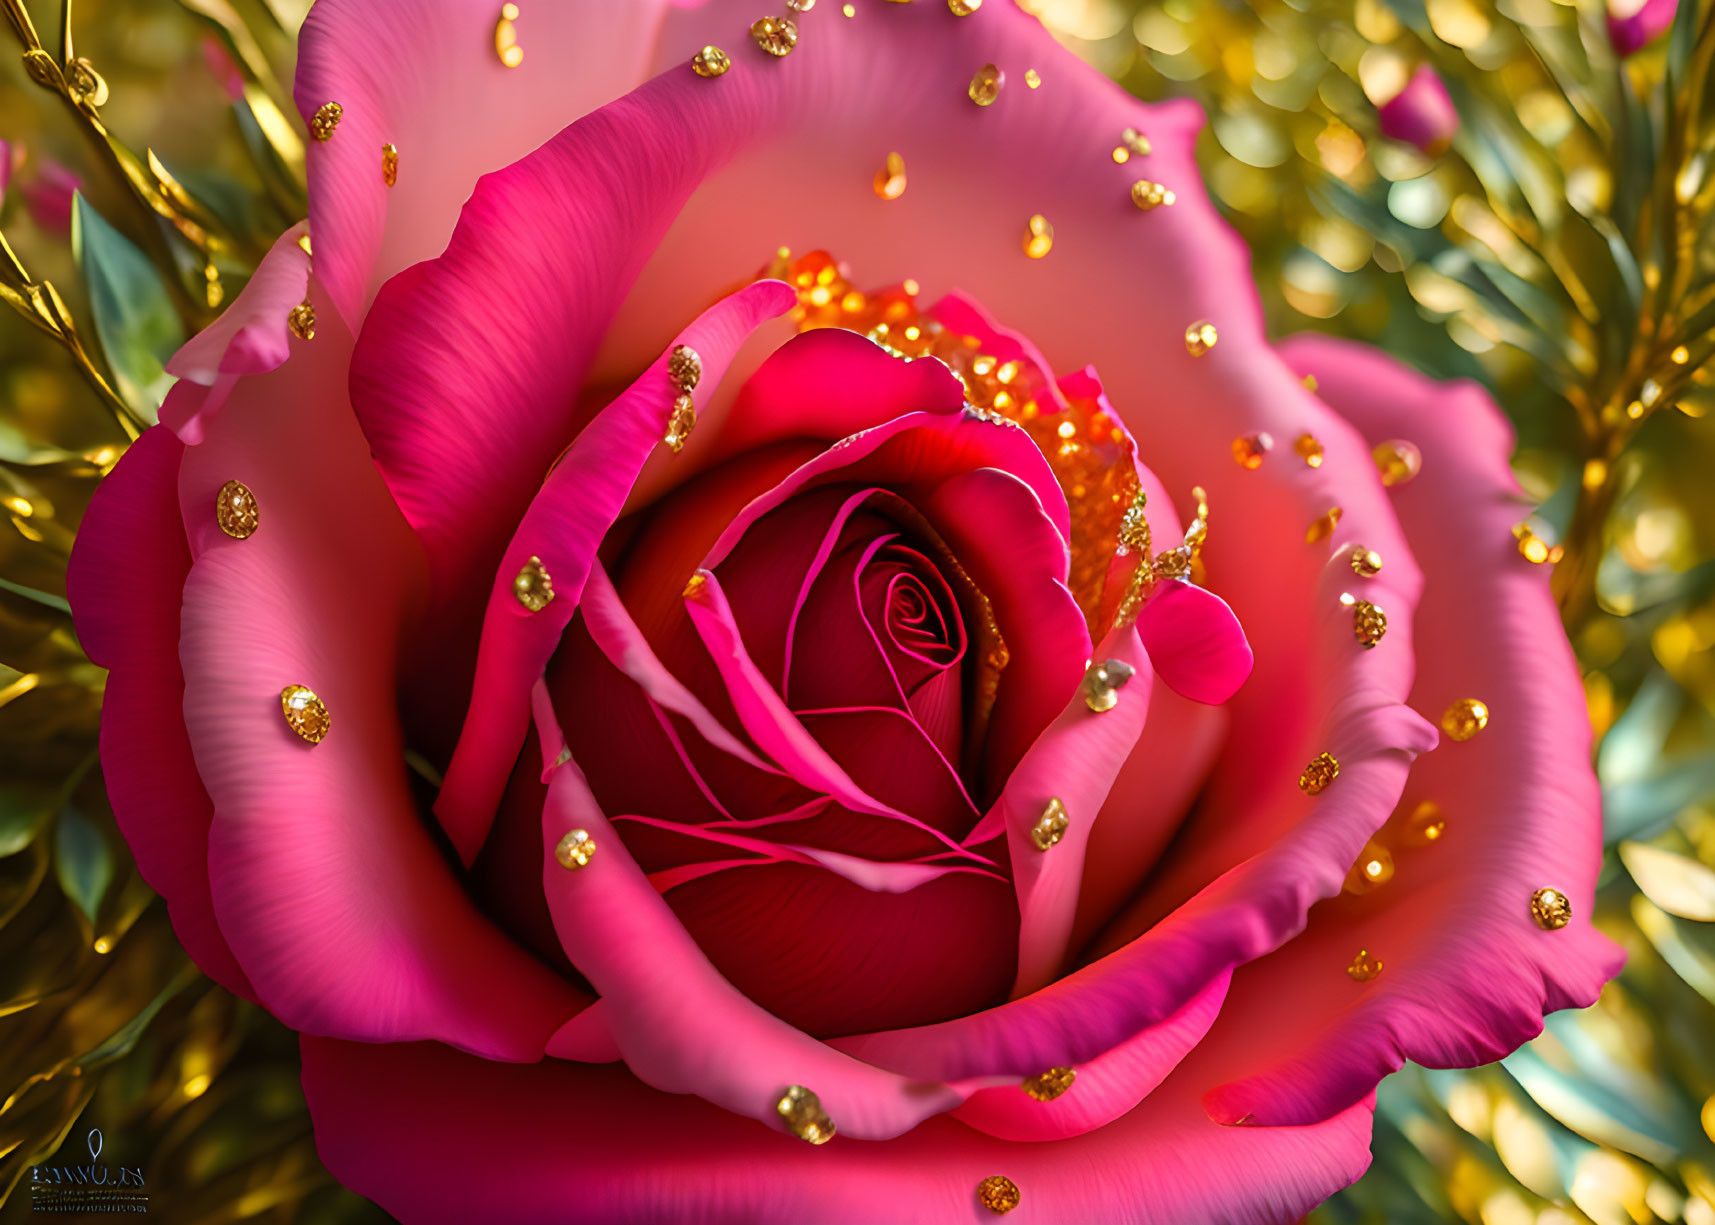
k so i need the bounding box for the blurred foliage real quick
[1038,0,1715,1218]
[1,0,1713,1221]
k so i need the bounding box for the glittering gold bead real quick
[381,143,398,186]
[750,16,798,56]
[309,101,342,142]
[1350,545,1383,576]
[1020,1067,1075,1101]
[1029,797,1068,851]
[1530,887,1572,930]
[1022,213,1053,259]
[1373,439,1421,487]
[514,556,555,612]
[1294,432,1324,467]
[667,344,702,391]
[969,62,1003,105]
[786,0,816,9]
[1672,344,1690,365]
[976,1175,1021,1214]
[1512,522,1563,565]
[776,1085,835,1144]
[1441,698,1488,741]
[874,151,907,200]
[1024,68,1041,88]
[1300,751,1339,795]
[1183,320,1218,356]
[1121,126,1151,155]
[664,392,697,453]
[554,828,596,869]
[1346,948,1383,981]
[1305,506,1343,544]
[949,0,981,12]
[215,480,258,539]
[280,685,330,744]
[1231,432,1273,469]
[287,300,316,341]
[1350,599,1387,648]
[1343,840,1394,894]
[495,3,523,66]
[1404,800,1445,846]
[1129,179,1175,210]
[1081,659,1135,713]
[691,45,730,76]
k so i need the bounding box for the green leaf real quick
[71,192,183,426]
[53,805,114,924]
[0,783,57,856]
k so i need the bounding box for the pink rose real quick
[67,2,1621,1222]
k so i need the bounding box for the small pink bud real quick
[1607,0,1676,57]
[1376,64,1459,157]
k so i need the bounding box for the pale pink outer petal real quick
[1196,336,1624,1127]
[65,426,253,998]
[160,222,309,444]
[433,279,797,864]
[172,298,585,1058]
[531,683,976,1140]
[951,968,1230,1142]
[293,0,678,327]
[300,1029,1374,1225]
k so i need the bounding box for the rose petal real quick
[1197,337,1625,1127]
[1132,579,1253,705]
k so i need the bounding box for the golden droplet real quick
[874,151,907,200]
[1301,372,1319,392]
[1029,797,1068,851]
[776,1085,835,1144]
[554,828,596,869]
[1020,1067,1075,1101]
[1530,887,1572,930]
[381,143,398,186]
[309,101,343,142]
[842,2,855,13]
[664,392,697,453]
[1343,841,1394,894]
[1300,751,1339,795]
[667,344,702,391]
[280,685,331,744]
[1373,439,1421,487]
[216,480,259,539]
[1129,179,1175,210]
[1582,458,1608,489]
[1231,432,1273,469]
[1346,948,1383,981]
[977,1175,1021,1214]
[949,0,981,13]
[1671,345,1690,365]
[1121,127,1151,156]
[514,556,555,611]
[1183,320,1218,356]
[1022,213,1053,259]
[1404,800,1445,846]
[1305,506,1343,544]
[969,62,1004,105]
[92,936,112,955]
[495,3,524,66]
[1350,545,1383,576]
[684,572,710,601]
[1112,146,1130,164]
[1441,698,1488,741]
[1294,432,1325,467]
[1350,599,1387,648]
[288,300,316,341]
[691,45,731,76]
[1512,523,1563,565]
[751,15,799,56]
[1024,68,1041,88]
[1081,659,1135,712]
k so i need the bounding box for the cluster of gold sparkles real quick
[1346,948,1383,982]
[1372,439,1421,488]
[553,828,596,869]
[513,556,555,611]
[691,45,731,76]
[1231,431,1273,469]
[279,685,330,745]
[1294,432,1325,467]
[664,344,702,452]
[215,480,259,540]
[1513,522,1564,565]
[1081,659,1136,713]
[1030,797,1069,851]
[1022,214,1053,259]
[1183,319,1218,355]
[1299,750,1339,795]
[1344,839,1395,894]
[776,1085,835,1144]
[1530,886,1572,931]
[381,143,399,187]
[969,63,1003,105]
[1340,592,1387,648]
[1130,179,1175,210]
[309,101,342,142]
[976,1175,1022,1214]
[1350,545,1383,576]
[873,151,907,200]
[494,3,524,67]
[1305,506,1342,544]
[1020,1066,1076,1101]
[287,299,316,341]
[750,15,799,56]
[1440,697,1488,741]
